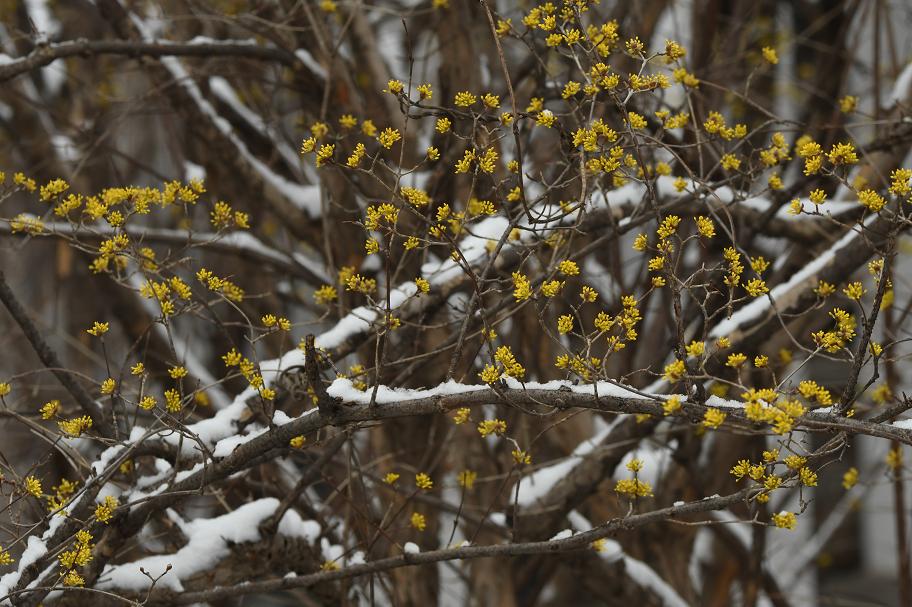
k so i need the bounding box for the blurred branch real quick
[0,38,299,83]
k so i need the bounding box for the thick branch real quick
[0,38,297,83]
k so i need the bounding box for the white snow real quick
[277,509,321,542]
[403,542,420,554]
[710,218,872,339]
[326,377,486,405]
[514,419,619,507]
[568,511,688,607]
[124,11,321,219]
[294,49,327,80]
[892,419,912,430]
[891,62,912,105]
[99,498,321,591]
[183,160,206,182]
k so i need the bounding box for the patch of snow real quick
[891,62,912,105]
[183,160,206,182]
[294,49,327,80]
[99,498,321,592]
[710,218,873,338]
[403,542,420,554]
[326,377,486,405]
[514,419,621,507]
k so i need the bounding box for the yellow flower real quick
[843,281,865,300]
[665,39,686,60]
[454,91,477,107]
[842,467,859,489]
[809,189,827,204]
[477,419,507,437]
[24,476,42,497]
[386,79,404,94]
[887,447,903,470]
[663,396,682,416]
[541,280,563,297]
[410,512,426,531]
[726,353,747,367]
[557,314,574,335]
[627,112,647,129]
[720,153,741,171]
[384,472,400,484]
[512,272,532,301]
[558,260,580,276]
[889,168,912,196]
[62,571,84,587]
[625,36,645,55]
[480,364,501,384]
[415,472,433,490]
[695,216,715,238]
[512,449,531,465]
[702,408,726,429]
[94,495,118,523]
[39,178,69,202]
[361,120,378,137]
[164,388,181,413]
[772,511,797,530]
[536,110,556,128]
[86,321,109,337]
[310,122,329,139]
[828,142,858,165]
[858,189,886,212]
[482,93,500,108]
[452,407,470,424]
[346,274,377,294]
[315,144,334,167]
[730,459,751,480]
[168,366,188,379]
[839,95,857,113]
[744,278,768,297]
[346,143,366,168]
[784,455,807,470]
[799,467,818,487]
[663,359,686,382]
[686,341,704,358]
[416,83,433,100]
[289,435,306,449]
[40,400,60,420]
[615,478,653,497]
[100,378,116,395]
[378,128,401,149]
[761,47,778,64]
[314,284,338,305]
[58,415,92,437]
[458,470,477,489]
[815,280,835,297]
